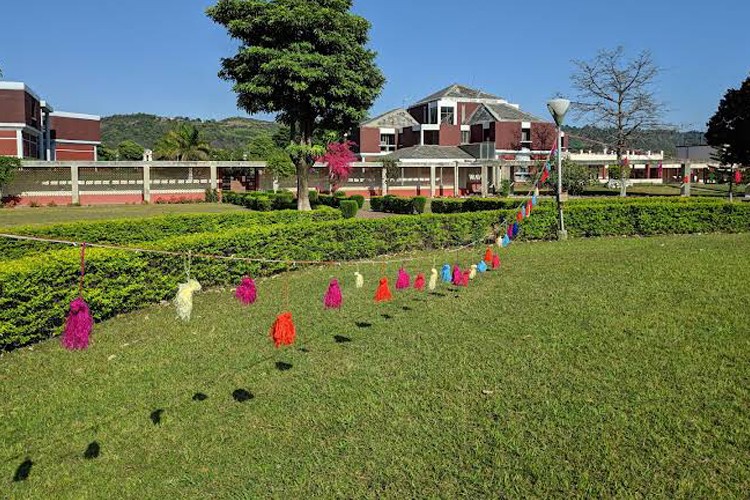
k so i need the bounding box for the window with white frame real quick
[461,130,471,144]
[380,133,396,152]
[440,106,455,125]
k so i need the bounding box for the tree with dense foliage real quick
[571,46,664,196]
[117,140,145,161]
[706,75,750,167]
[207,0,385,210]
[97,144,117,161]
[154,124,211,161]
[547,158,595,196]
[246,135,278,161]
[320,141,357,191]
[0,156,20,200]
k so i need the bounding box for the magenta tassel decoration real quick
[235,276,257,305]
[396,268,411,290]
[452,265,462,286]
[324,279,343,309]
[61,297,93,350]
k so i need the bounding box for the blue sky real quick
[0,0,747,130]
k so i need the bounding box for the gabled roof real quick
[414,84,503,105]
[385,145,476,161]
[467,103,544,124]
[360,108,419,128]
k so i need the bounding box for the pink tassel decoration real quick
[396,268,411,290]
[235,276,257,305]
[324,278,343,309]
[414,273,426,291]
[452,265,462,286]
[61,297,93,350]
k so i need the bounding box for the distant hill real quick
[101,113,281,150]
[564,126,706,158]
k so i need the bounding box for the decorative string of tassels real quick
[61,243,94,350]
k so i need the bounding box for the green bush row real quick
[0,208,342,262]
[371,195,427,214]
[223,190,296,211]
[317,193,365,209]
[2,199,748,349]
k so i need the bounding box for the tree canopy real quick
[154,124,211,161]
[117,140,145,161]
[706,75,750,166]
[207,0,385,209]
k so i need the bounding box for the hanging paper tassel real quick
[235,276,257,305]
[174,279,202,322]
[324,278,343,309]
[540,169,550,183]
[526,199,533,216]
[532,194,538,206]
[502,235,511,248]
[374,277,393,302]
[354,271,364,289]
[516,211,523,223]
[62,297,93,350]
[414,273,426,291]
[496,236,503,248]
[469,265,478,280]
[452,265,462,286]
[429,268,438,290]
[477,260,488,273]
[512,222,519,238]
[491,253,501,269]
[62,243,93,351]
[441,264,452,283]
[396,268,411,290]
[484,247,493,265]
[534,186,540,198]
[270,312,296,348]
[506,225,513,238]
[461,269,471,287]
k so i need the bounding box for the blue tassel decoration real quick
[477,261,488,273]
[521,206,526,218]
[502,235,510,248]
[512,222,519,238]
[532,194,538,206]
[441,264,452,283]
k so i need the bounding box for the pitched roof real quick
[414,84,503,105]
[360,108,419,128]
[467,103,544,124]
[385,145,476,161]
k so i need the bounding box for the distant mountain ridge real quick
[101,113,281,151]
[564,126,706,158]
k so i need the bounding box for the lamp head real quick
[547,99,571,126]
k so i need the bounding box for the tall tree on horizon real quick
[154,124,211,161]
[570,47,664,196]
[706,75,750,167]
[207,0,385,210]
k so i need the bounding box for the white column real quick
[429,165,436,198]
[381,166,387,195]
[209,163,218,190]
[453,162,459,197]
[481,164,489,197]
[70,165,80,204]
[16,130,23,159]
[143,164,151,203]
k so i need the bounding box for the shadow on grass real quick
[429,292,447,298]
[232,389,254,403]
[402,306,413,311]
[13,458,33,482]
[84,441,101,460]
[150,409,164,426]
[334,335,352,344]
[192,392,208,402]
[275,361,293,372]
[355,322,372,329]
[381,314,393,320]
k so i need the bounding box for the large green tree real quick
[207,0,385,210]
[117,140,145,161]
[154,124,211,161]
[706,75,750,167]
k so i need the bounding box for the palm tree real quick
[154,124,212,161]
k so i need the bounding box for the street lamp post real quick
[547,98,571,241]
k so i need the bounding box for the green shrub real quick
[371,195,425,214]
[318,194,340,208]
[370,196,384,212]
[339,200,359,219]
[204,188,219,203]
[308,190,319,206]
[413,196,427,214]
[500,179,511,197]
[334,191,347,198]
[349,195,365,209]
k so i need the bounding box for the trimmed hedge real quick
[223,190,296,211]
[370,195,425,214]
[1,200,749,349]
[339,200,359,219]
[0,208,342,262]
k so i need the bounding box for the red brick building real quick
[0,82,100,161]
[356,84,565,162]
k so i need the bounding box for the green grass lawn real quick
[2,234,749,497]
[0,203,245,228]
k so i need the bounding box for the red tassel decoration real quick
[235,276,257,305]
[526,199,533,216]
[62,297,93,350]
[396,268,411,290]
[270,312,296,348]
[324,279,343,309]
[491,253,501,269]
[516,211,523,223]
[540,169,550,183]
[484,247,493,265]
[461,269,471,287]
[414,273,426,291]
[374,277,393,302]
[452,265,462,286]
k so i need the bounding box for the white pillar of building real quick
[429,165,436,198]
[480,164,489,197]
[381,166,387,195]
[16,130,23,159]
[70,165,80,204]
[453,162,460,197]
[209,163,217,190]
[143,164,151,203]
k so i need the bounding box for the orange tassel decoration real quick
[516,211,523,223]
[270,312,296,348]
[374,277,393,302]
[484,247,493,265]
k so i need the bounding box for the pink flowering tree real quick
[319,141,357,192]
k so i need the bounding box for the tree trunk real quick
[296,161,311,211]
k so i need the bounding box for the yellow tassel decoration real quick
[174,279,202,322]
[428,268,438,291]
[469,265,478,280]
[354,272,364,289]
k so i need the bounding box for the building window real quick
[423,131,439,145]
[521,127,531,144]
[461,130,470,144]
[440,107,455,125]
[428,103,438,124]
[380,133,396,152]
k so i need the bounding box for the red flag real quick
[735,170,743,184]
[540,170,549,183]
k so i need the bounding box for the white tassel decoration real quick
[174,279,202,322]
[469,265,478,280]
[428,268,438,291]
[354,272,364,289]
